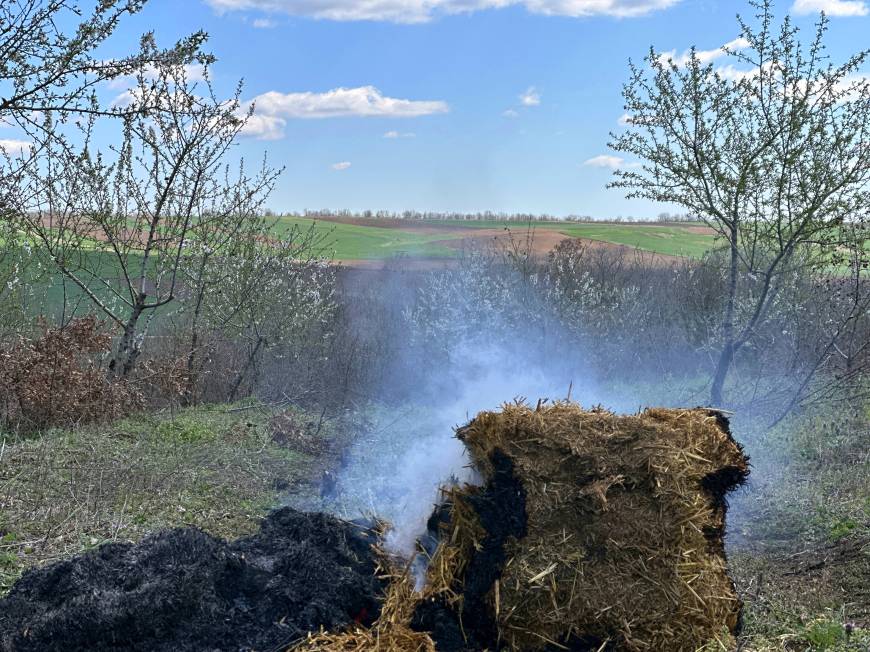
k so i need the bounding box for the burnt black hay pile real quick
[0,508,384,652]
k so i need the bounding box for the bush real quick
[0,317,141,433]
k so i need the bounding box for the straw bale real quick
[434,401,748,652]
[292,401,748,652]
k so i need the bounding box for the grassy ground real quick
[2,398,867,651]
[729,406,870,651]
[0,403,339,596]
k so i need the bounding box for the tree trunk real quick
[710,341,734,406]
[182,325,200,407]
[711,226,740,406]
[228,335,265,403]
[111,299,145,378]
[182,261,209,407]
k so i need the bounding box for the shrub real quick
[0,317,141,432]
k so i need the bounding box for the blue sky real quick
[73,1,870,217]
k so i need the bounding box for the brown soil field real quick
[314,215,475,233]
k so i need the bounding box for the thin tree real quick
[609,0,870,406]
[0,0,209,343]
[13,63,277,377]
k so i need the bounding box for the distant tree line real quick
[293,209,702,224]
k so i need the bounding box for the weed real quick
[155,416,216,443]
[804,620,846,650]
[830,518,859,541]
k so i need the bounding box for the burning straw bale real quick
[425,402,750,652]
[1,402,748,652]
[288,402,748,652]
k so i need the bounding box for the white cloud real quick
[248,86,448,120]
[583,154,625,169]
[835,73,870,97]
[110,90,136,107]
[520,86,541,106]
[384,130,416,138]
[105,63,207,90]
[332,161,352,170]
[252,17,276,26]
[660,36,750,67]
[711,65,868,101]
[502,109,519,118]
[714,64,758,82]
[791,0,868,16]
[0,139,33,154]
[204,0,680,23]
[110,85,209,112]
[240,113,287,140]
[617,113,632,125]
[239,86,446,139]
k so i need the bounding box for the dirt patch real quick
[0,508,384,652]
[678,225,717,235]
[314,216,481,233]
[432,228,572,258]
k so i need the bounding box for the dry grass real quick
[293,560,436,652]
[726,405,870,651]
[0,404,326,595]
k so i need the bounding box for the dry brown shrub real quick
[0,317,142,432]
[138,354,192,406]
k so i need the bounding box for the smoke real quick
[285,240,852,571]
[318,255,610,560]
[355,340,602,557]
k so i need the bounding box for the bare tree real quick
[782,218,870,420]
[609,0,870,406]
[0,0,210,344]
[12,62,277,377]
[174,212,335,405]
[0,1,208,128]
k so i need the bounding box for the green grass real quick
[275,216,464,260]
[277,216,719,261]
[0,403,334,596]
[551,223,717,258]
[728,404,870,651]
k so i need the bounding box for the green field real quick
[277,217,719,261]
[275,216,462,260]
[551,224,715,258]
